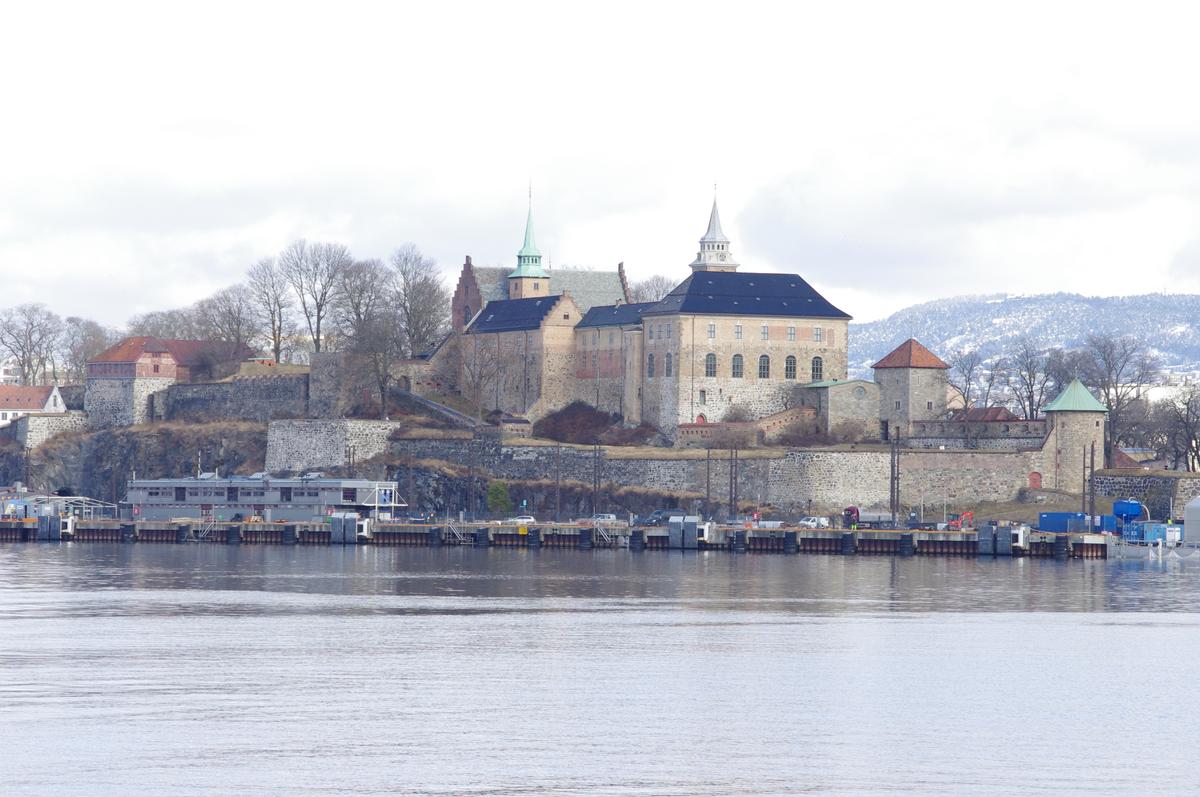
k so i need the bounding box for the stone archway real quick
[695,414,707,424]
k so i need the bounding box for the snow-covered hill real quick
[848,293,1200,377]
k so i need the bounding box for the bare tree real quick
[1007,337,1054,420]
[334,259,392,348]
[128,307,205,339]
[390,243,450,358]
[0,304,63,385]
[279,239,350,353]
[194,284,259,353]
[246,257,296,363]
[1079,332,1160,466]
[1152,387,1200,471]
[58,317,119,384]
[460,334,502,419]
[947,348,983,409]
[980,357,1008,407]
[628,274,676,304]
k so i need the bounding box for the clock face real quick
[854,386,866,398]
[719,253,727,261]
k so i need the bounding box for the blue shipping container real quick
[1039,512,1088,533]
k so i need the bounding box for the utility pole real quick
[705,447,712,520]
[1081,445,1088,516]
[1089,442,1097,524]
[555,443,562,522]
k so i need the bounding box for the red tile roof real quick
[0,386,54,409]
[90,337,253,366]
[872,339,950,370]
[949,406,1020,422]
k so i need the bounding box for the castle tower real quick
[507,199,551,299]
[689,198,739,272]
[871,339,950,441]
[1042,378,1107,492]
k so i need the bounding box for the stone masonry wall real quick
[159,376,309,422]
[14,411,88,450]
[266,420,1052,514]
[266,419,405,473]
[1092,471,1200,520]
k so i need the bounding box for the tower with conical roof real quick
[1041,377,1107,490]
[508,195,551,299]
[689,198,739,272]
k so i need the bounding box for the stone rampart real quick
[266,419,405,473]
[13,412,88,449]
[266,423,1056,514]
[1092,470,1200,519]
[159,375,309,422]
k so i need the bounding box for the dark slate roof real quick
[467,296,562,334]
[471,266,625,313]
[640,271,850,319]
[576,302,655,329]
[550,269,626,312]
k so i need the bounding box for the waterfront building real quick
[124,474,404,522]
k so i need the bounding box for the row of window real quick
[709,323,824,342]
[645,323,830,344]
[647,354,824,381]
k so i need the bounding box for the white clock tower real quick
[689,198,739,272]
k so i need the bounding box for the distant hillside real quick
[848,293,1200,377]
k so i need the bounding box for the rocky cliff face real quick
[2,422,267,503]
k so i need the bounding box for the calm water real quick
[2,544,1198,796]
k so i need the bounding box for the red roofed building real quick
[872,338,951,441]
[0,385,64,428]
[85,337,254,428]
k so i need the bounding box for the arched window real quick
[705,353,717,377]
[732,355,743,378]
[811,356,823,381]
[758,355,770,379]
[785,355,796,380]
[647,353,655,378]
[462,305,472,327]
[665,353,673,377]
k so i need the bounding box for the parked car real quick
[503,515,537,525]
[636,509,680,526]
[588,513,618,523]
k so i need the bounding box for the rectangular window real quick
[707,323,716,339]
[280,487,292,502]
[814,327,823,342]
[734,324,742,340]
[699,390,706,405]
[927,401,933,411]
[648,326,654,341]
[761,324,768,341]
[226,486,239,502]
[787,326,796,341]
[342,488,357,503]
[665,322,671,339]
[895,400,901,410]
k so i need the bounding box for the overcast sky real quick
[3,1,1200,325]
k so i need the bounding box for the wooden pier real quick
[0,517,1130,559]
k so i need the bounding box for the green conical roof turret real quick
[510,199,548,279]
[1044,378,1107,413]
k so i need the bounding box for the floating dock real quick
[0,517,1167,559]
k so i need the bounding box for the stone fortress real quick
[3,195,1114,514]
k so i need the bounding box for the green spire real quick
[510,194,547,279]
[1044,378,1107,413]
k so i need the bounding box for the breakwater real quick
[0,518,1129,559]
